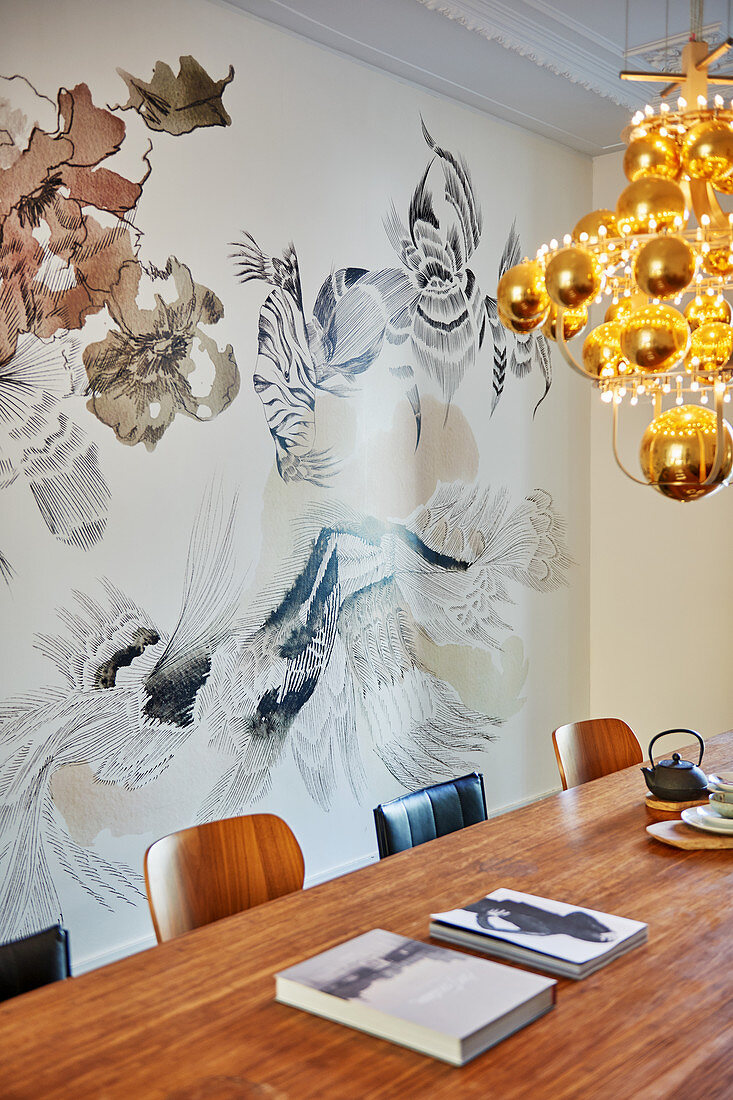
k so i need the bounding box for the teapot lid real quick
[658,752,693,770]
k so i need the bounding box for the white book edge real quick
[275,974,555,1066]
[429,922,648,980]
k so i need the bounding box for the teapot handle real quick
[648,729,704,767]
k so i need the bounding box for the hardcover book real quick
[430,888,648,980]
[275,928,556,1065]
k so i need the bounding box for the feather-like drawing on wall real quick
[485,220,552,416]
[116,56,235,135]
[0,479,569,937]
[233,121,513,482]
[0,333,110,549]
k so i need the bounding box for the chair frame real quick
[144,813,305,943]
[373,772,487,858]
[552,717,643,790]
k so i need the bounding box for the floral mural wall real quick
[0,0,591,967]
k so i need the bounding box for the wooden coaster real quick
[645,794,708,812]
[647,820,733,850]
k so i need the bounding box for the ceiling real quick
[225,0,733,155]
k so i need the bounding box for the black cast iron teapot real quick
[641,729,708,802]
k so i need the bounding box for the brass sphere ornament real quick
[688,321,733,374]
[616,177,688,236]
[623,133,681,182]
[619,304,690,372]
[572,209,618,244]
[633,235,695,299]
[582,321,629,378]
[640,405,733,501]
[544,247,603,310]
[498,307,547,334]
[497,260,550,329]
[680,120,733,184]
[542,304,588,342]
[684,293,732,330]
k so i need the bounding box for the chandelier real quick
[496,19,733,502]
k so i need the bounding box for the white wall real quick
[0,0,592,971]
[590,152,733,758]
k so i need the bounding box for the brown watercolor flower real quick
[83,257,240,449]
[0,79,147,367]
[117,56,234,135]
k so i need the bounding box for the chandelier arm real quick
[701,387,727,485]
[556,311,593,379]
[611,400,652,486]
[685,179,729,230]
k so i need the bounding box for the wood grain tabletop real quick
[2,732,732,1100]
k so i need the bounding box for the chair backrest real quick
[0,924,71,1003]
[373,772,487,858]
[144,813,305,943]
[552,718,643,790]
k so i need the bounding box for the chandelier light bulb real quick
[701,393,709,403]
[563,233,572,245]
[661,102,670,114]
[715,95,724,108]
[698,95,707,108]
[678,97,687,110]
[601,390,613,404]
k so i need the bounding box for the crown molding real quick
[414,0,646,108]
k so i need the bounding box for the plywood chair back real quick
[144,813,305,943]
[552,717,643,790]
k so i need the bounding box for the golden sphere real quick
[497,261,549,327]
[640,405,733,501]
[542,303,588,342]
[684,294,732,330]
[498,306,547,334]
[702,245,733,277]
[633,235,695,299]
[616,177,688,236]
[605,296,646,324]
[711,172,733,194]
[688,320,733,374]
[680,120,733,184]
[571,209,619,243]
[544,247,603,309]
[619,304,690,372]
[624,133,681,182]
[582,321,629,378]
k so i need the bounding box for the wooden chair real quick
[144,813,305,943]
[373,772,487,858]
[552,718,643,790]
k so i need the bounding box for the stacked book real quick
[275,889,647,1064]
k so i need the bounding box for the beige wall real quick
[589,152,733,756]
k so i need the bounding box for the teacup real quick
[709,793,733,818]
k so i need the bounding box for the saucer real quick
[682,806,733,834]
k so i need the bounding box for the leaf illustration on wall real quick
[83,257,240,449]
[0,479,570,937]
[232,121,497,482]
[485,220,552,416]
[117,56,235,135]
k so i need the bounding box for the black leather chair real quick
[373,772,487,858]
[0,924,71,1002]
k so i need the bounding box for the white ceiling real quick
[225,0,733,155]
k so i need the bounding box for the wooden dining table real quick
[3,731,733,1100]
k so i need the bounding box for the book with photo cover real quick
[275,928,556,1066]
[430,888,648,980]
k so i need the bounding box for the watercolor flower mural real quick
[0,76,146,366]
[83,257,240,449]
[233,122,551,484]
[117,55,235,135]
[0,479,570,937]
